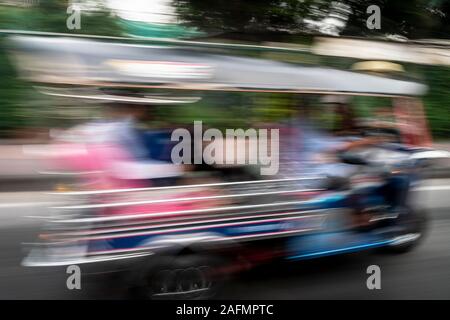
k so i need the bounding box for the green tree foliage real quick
[419,65,450,138]
[341,0,449,39]
[173,0,315,34]
[0,0,121,35]
[0,45,26,136]
[0,1,122,136]
[174,0,449,39]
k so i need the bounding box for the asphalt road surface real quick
[0,179,449,299]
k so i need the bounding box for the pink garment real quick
[51,142,146,190]
[106,190,219,216]
[51,142,217,219]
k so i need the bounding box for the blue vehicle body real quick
[23,144,429,282]
[84,172,414,262]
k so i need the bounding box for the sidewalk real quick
[0,144,46,179]
[433,141,450,152]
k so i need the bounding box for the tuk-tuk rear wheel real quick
[131,254,226,300]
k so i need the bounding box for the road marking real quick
[0,202,55,208]
[415,185,450,191]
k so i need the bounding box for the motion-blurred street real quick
[0,179,448,300]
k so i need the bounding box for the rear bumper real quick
[22,245,154,267]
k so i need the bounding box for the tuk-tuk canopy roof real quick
[9,35,427,97]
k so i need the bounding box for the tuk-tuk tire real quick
[128,253,228,300]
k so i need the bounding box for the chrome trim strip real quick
[49,176,323,195]
[22,251,153,267]
[53,188,323,210]
[73,214,325,241]
[50,176,325,195]
[52,199,318,223]
[48,209,326,237]
[213,227,320,242]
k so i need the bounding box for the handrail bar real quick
[53,187,323,210]
[48,176,324,196]
[50,199,326,224]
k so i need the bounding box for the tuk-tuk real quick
[7,32,441,299]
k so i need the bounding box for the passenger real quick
[101,101,228,217]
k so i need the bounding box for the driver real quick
[286,98,385,228]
